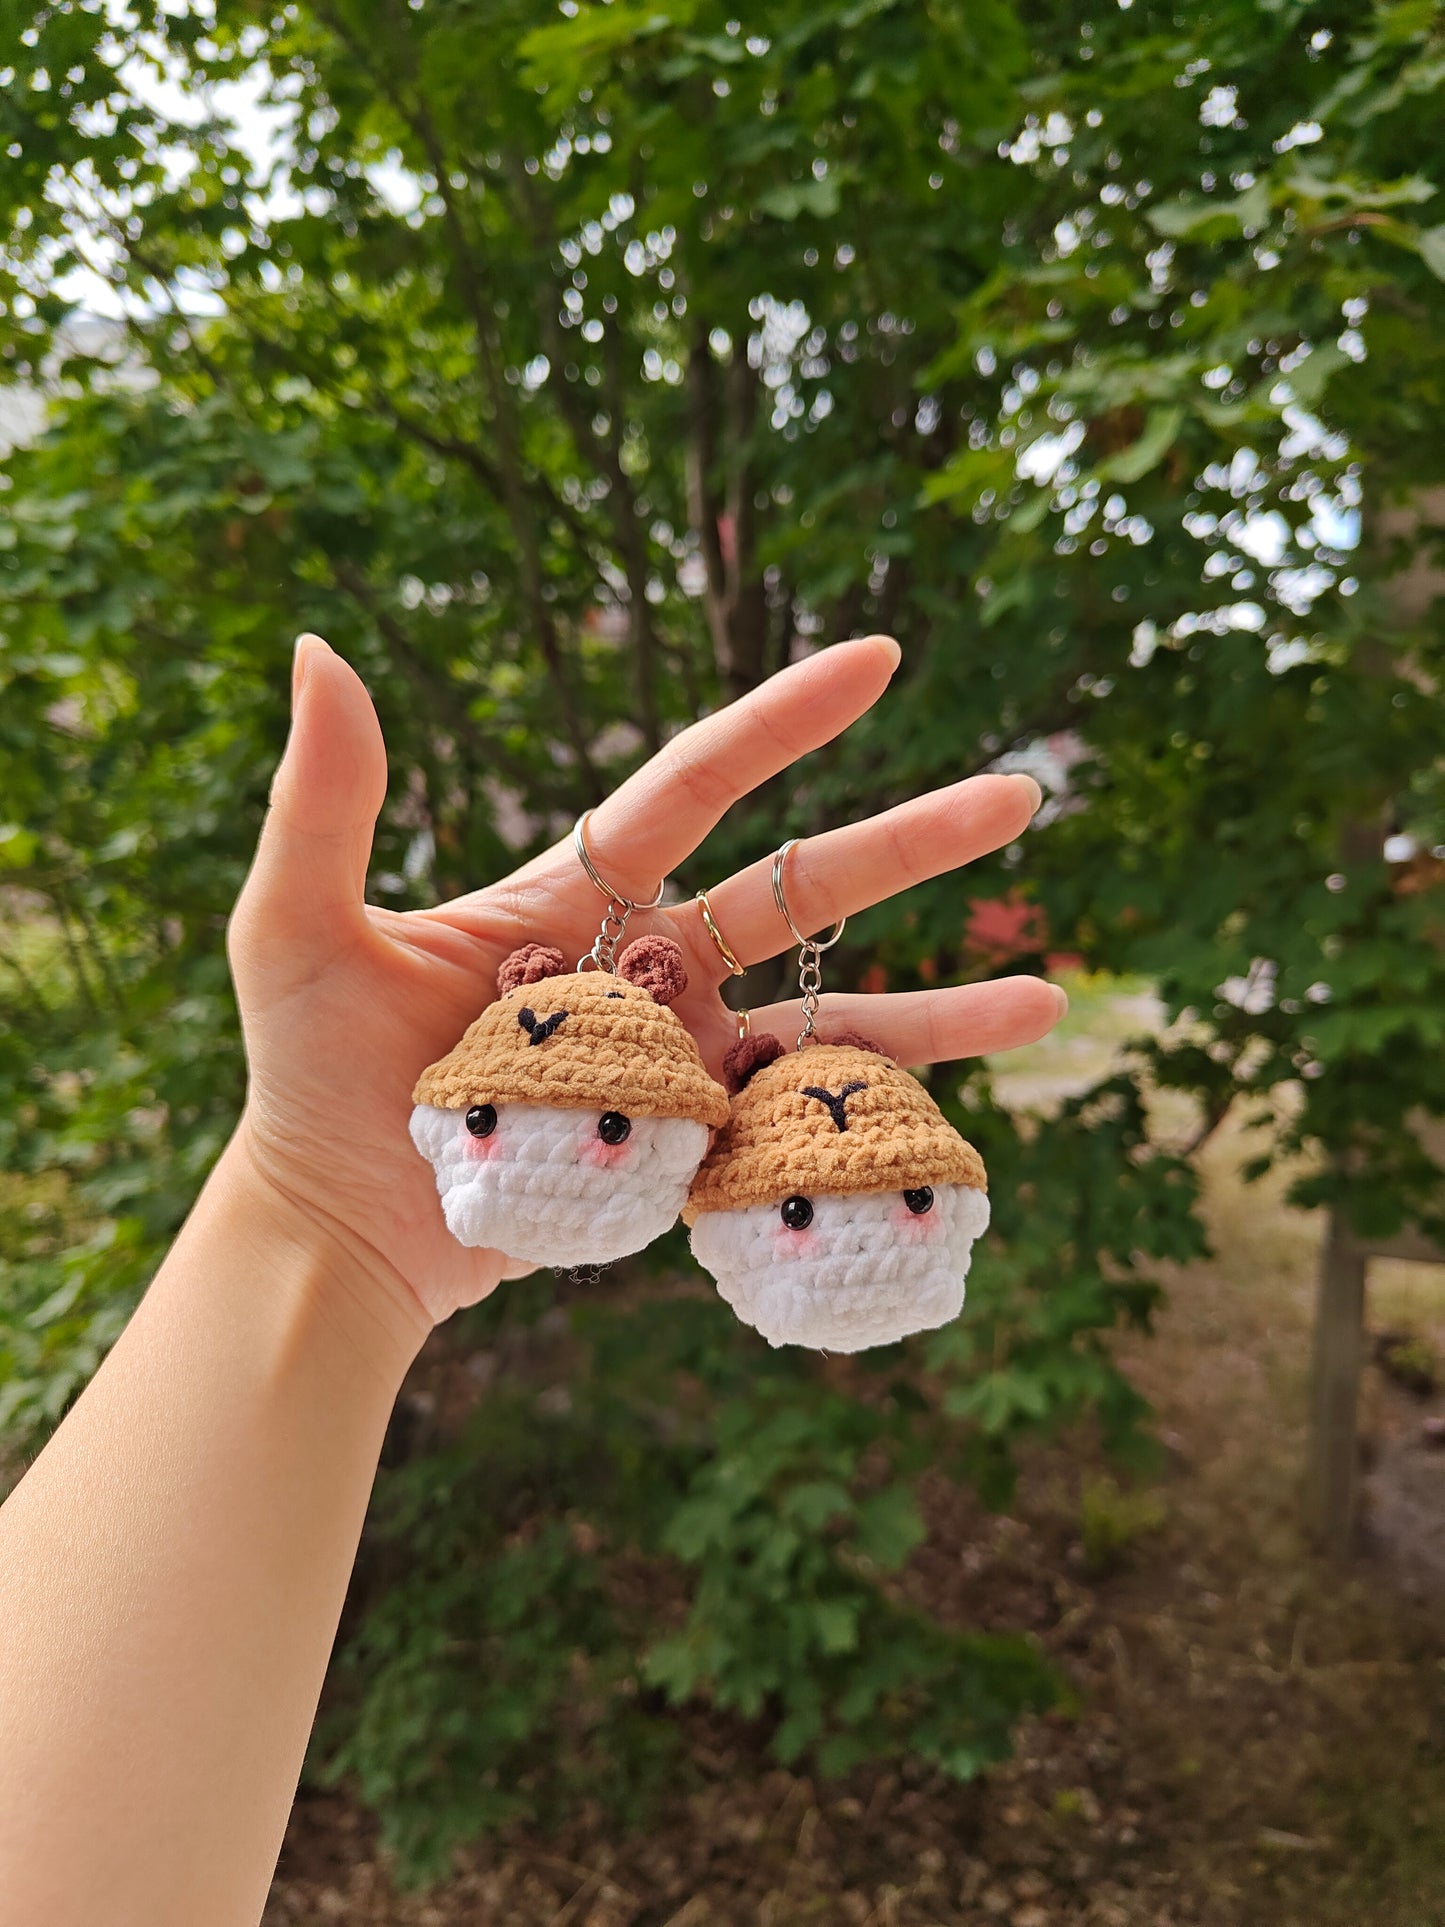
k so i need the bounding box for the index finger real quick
[510,635,902,900]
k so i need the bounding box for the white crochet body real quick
[410,1101,710,1268]
[689,1182,989,1352]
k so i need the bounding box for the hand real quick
[228,633,1064,1330]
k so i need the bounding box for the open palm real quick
[228,633,1063,1329]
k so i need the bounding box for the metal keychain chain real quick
[584,892,633,974]
[796,939,826,1045]
[771,838,846,1051]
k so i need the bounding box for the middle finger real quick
[692,772,1042,971]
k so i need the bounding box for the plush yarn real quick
[497,942,568,994]
[722,1032,786,1094]
[690,1182,990,1352]
[411,1102,710,1268]
[683,1042,984,1221]
[410,934,727,1268]
[413,969,729,1127]
[686,1038,989,1352]
[821,1026,889,1057]
[615,933,687,1006]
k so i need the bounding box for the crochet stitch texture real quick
[690,1181,990,1351]
[409,1101,710,1265]
[412,970,730,1126]
[684,1042,986,1220]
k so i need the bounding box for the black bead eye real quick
[597,1111,632,1145]
[903,1186,934,1215]
[780,1195,814,1231]
[465,1104,497,1138]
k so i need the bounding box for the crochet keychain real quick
[684,839,989,1352]
[409,813,729,1270]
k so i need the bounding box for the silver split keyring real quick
[771,839,846,1048]
[770,839,846,954]
[573,810,666,973]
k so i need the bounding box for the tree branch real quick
[327,557,551,799]
[686,322,733,669]
[509,163,663,753]
[722,351,767,696]
[311,0,603,799]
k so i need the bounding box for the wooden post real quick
[1306,1122,1445,1557]
[1306,1205,1368,1558]
[1301,492,1445,1557]
[1302,800,1386,1560]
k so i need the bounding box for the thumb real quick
[234,635,388,963]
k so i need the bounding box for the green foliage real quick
[319,1284,1060,1884]
[318,1379,672,1884]
[641,1387,1048,1780]
[316,1055,1197,1879]
[0,624,254,1451]
[905,0,1445,1253]
[2,0,1443,1876]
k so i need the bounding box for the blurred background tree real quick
[1,0,1442,1885]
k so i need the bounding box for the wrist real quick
[209,1124,432,1389]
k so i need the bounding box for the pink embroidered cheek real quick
[460,1128,503,1162]
[773,1226,821,1261]
[891,1200,943,1242]
[579,1132,635,1170]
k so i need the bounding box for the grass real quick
[1368,1260,1445,1348]
[987,968,1162,1113]
[1077,1474,1167,1576]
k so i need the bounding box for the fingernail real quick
[1010,772,1043,814]
[292,632,326,706]
[871,634,902,670]
[1050,983,1069,1018]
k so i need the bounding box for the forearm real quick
[0,1130,426,1927]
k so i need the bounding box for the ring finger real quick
[688,772,1042,977]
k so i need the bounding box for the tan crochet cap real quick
[413,970,730,1126]
[683,1042,985,1221]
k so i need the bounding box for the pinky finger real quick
[746,977,1068,1069]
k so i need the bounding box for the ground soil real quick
[264,999,1445,1927]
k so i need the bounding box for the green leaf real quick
[1146,180,1270,238]
[518,1,693,88]
[1418,224,1445,281]
[757,175,844,221]
[851,1488,926,1570]
[813,1599,861,1654]
[0,823,38,866]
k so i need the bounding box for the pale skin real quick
[0,632,1064,1925]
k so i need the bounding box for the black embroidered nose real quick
[801,1080,868,1132]
[517,1007,567,1045]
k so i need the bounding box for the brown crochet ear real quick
[616,934,687,1005]
[496,943,568,995]
[722,1032,786,1094]
[818,1026,893,1059]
